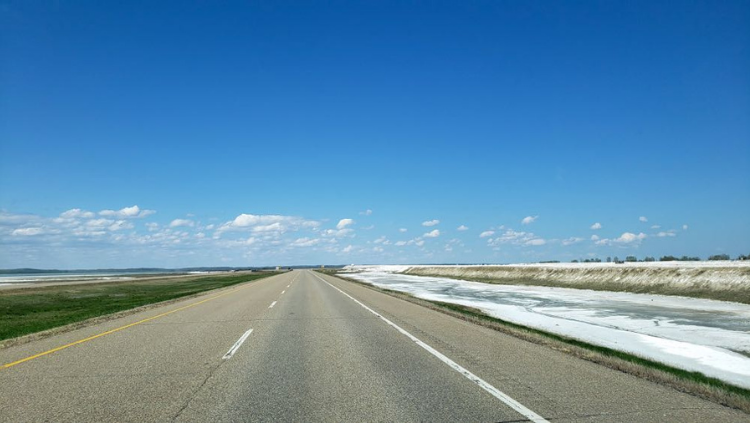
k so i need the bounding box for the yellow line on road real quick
[1,284,249,370]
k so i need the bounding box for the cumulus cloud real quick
[683,224,689,230]
[591,234,600,241]
[423,229,440,238]
[290,237,320,247]
[232,214,283,227]
[88,218,115,228]
[146,222,159,231]
[639,216,648,222]
[395,241,407,246]
[322,228,353,238]
[590,222,602,230]
[521,216,538,225]
[252,222,285,233]
[618,232,647,243]
[399,228,408,233]
[100,205,154,218]
[561,237,584,246]
[526,238,546,246]
[486,229,545,247]
[359,209,373,216]
[12,227,44,236]
[215,213,320,237]
[422,219,440,227]
[479,230,495,238]
[373,236,390,245]
[651,225,661,229]
[61,209,95,219]
[108,220,133,231]
[457,225,469,231]
[656,231,677,238]
[341,245,354,253]
[170,219,194,228]
[337,218,354,230]
[593,232,647,246]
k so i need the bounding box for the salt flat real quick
[345,265,750,389]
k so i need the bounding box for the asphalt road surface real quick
[0,270,747,422]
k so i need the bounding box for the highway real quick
[0,270,746,422]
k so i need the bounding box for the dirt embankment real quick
[403,263,750,304]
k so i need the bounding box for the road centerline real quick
[313,272,549,423]
[269,301,277,308]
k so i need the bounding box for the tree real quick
[708,254,730,261]
[644,256,655,262]
[606,256,612,263]
[625,255,637,262]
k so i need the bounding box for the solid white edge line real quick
[269,301,277,308]
[312,272,549,423]
[222,328,253,360]
[281,290,286,294]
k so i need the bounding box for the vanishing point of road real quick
[0,270,746,422]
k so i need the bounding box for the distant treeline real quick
[568,253,748,264]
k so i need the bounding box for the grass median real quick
[0,272,275,343]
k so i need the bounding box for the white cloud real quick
[618,232,647,243]
[170,219,194,228]
[457,225,469,231]
[423,229,440,238]
[341,245,354,253]
[651,225,661,229]
[590,222,602,230]
[422,219,440,227]
[12,227,44,236]
[479,230,495,238]
[683,224,689,230]
[395,241,407,246]
[253,222,286,233]
[561,237,584,246]
[87,218,115,228]
[232,214,283,227]
[526,238,546,246]
[373,236,390,245]
[322,228,353,238]
[60,208,95,219]
[337,218,354,230]
[486,229,545,247]
[215,213,320,237]
[146,222,159,231]
[593,232,647,246]
[591,234,600,241]
[656,231,677,238]
[108,220,133,231]
[639,216,648,222]
[521,215,538,225]
[399,228,408,233]
[290,237,320,247]
[359,209,373,216]
[415,240,425,247]
[100,205,154,218]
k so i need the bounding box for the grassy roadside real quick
[321,270,750,413]
[0,272,276,344]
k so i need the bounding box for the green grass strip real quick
[0,273,274,342]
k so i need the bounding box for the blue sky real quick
[1,1,748,268]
